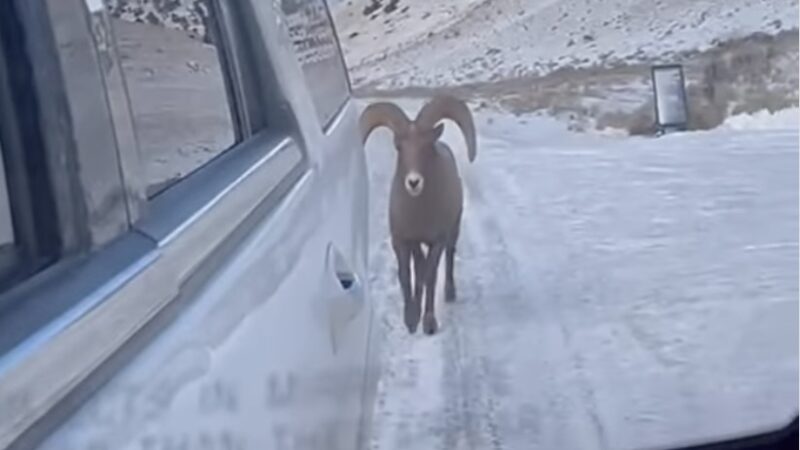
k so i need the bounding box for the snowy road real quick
[362,100,798,450]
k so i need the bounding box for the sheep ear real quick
[432,123,444,139]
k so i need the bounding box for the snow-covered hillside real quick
[106,0,210,41]
[333,0,798,90]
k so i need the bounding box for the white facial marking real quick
[404,171,424,197]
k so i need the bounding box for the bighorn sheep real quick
[360,95,477,335]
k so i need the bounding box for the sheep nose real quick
[405,172,424,196]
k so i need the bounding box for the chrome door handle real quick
[326,243,364,353]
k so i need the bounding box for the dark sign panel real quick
[652,64,689,131]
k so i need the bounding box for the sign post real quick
[651,64,690,135]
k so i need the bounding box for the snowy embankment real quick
[334,0,798,90]
[721,108,800,131]
[332,0,798,133]
[362,98,798,449]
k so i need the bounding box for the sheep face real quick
[394,123,444,197]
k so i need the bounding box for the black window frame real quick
[0,1,62,298]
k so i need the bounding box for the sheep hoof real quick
[404,301,421,334]
[422,313,438,335]
[445,284,456,302]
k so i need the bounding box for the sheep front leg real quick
[445,215,461,302]
[393,238,420,333]
[444,246,456,302]
[422,242,446,335]
[411,243,426,303]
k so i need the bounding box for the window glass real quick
[0,144,13,250]
[282,0,350,126]
[104,0,237,197]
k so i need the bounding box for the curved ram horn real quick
[414,94,477,162]
[359,102,412,145]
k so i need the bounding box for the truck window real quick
[282,0,351,127]
[102,0,238,197]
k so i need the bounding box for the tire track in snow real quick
[547,252,611,450]
[433,122,560,449]
[461,122,618,449]
[439,195,510,450]
[495,141,619,450]
[436,133,608,449]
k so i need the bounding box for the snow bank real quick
[721,108,800,131]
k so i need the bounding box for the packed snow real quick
[362,98,798,450]
[333,0,799,89]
